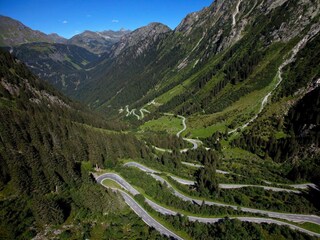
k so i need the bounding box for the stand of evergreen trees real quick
[0,49,156,239]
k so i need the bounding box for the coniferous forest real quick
[1,0,320,239]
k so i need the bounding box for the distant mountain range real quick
[0,15,130,54]
[0,15,132,93]
[1,0,319,117]
[0,15,170,96]
[68,29,131,54]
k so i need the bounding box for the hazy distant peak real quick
[68,29,130,54]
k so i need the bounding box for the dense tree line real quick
[147,148,218,179]
[276,33,320,98]
[0,49,155,238]
[121,167,261,218]
[167,175,318,214]
[232,86,320,182]
[164,214,317,240]
[143,133,189,150]
[194,150,219,196]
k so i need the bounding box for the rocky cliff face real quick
[111,22,171,58]
[73,22,172,108]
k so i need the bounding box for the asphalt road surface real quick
[100,184,183,239]
[125,161,301,193]
[96,173,320,238]
[148,173,320,226]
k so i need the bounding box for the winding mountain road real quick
[228,25,320,135]
[148,173,320,226]
[120,162,320,226]
[181,161,204,169]
[125,161,301,193]
[176,115,187,138]
[97,175,183,240]
[182,161,232,175]
[96,173,320,238]
[140,108,150,119]
[180,161,317,190]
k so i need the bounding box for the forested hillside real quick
[11,42,100,95]
[72,0,319,118]
[1,0,320,238]
[0,49,158,239]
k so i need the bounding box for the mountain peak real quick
[111,22,171,57]
[47,33,67,44]
[68,29,130,54]
[0,15,54,46]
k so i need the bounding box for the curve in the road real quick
[161,113,203,152]
[181,161,231,175]
[99,179,183,240]
[175,115,187,138]
[121,163,320,225]
[148,173,320,226]
[181,162,316,190]
[96,173,320,237]
[125,162,301,193]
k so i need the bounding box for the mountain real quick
[11,42,100,94]
[48,33,67,44]
[0,15,67,46]
[68,29,131,54]
[0,15,132,95]
[74,22,172,109]
[72,0,320,174]
[110,22,170,57]
[75,0,319,116]
[1,0,320,239]
[0,49,159,239]
[0,14,129,54]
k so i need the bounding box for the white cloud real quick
[62,20,68,24]
[112,19,119,23]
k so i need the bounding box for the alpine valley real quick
[0,0,320,239]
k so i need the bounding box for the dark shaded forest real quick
[0,49,157,239]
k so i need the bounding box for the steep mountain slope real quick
[68,29,130,54]
[0,15,134,96]
[0,15,66,46]
[75,0,319,118]
[138,0,319,116]
[0,49,157,239]
[1,1,320,238]
[11,42,100,94]
[68,0,320,181]
[75,22,172,109]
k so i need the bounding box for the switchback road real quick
[96,173,320,238]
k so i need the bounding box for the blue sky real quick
[0,0,213,38]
